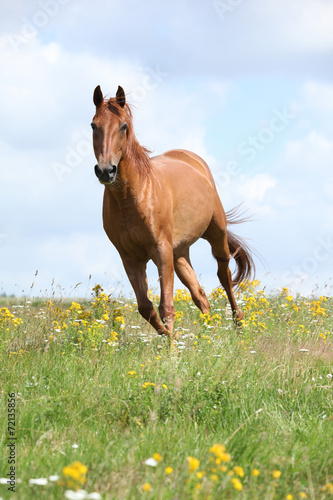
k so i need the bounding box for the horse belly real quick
[171,177,215,251]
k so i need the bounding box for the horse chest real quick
[103,204,153,259]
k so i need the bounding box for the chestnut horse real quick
[92,85,254,337]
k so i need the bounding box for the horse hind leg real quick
[215,255,243,322]
[174,250,210,314]
[203,221,243,322]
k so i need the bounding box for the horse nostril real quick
[94,164,103,179]
[108,165,117,176]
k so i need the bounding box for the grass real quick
[0,282,332,499]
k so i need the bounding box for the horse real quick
[91,85,254,337]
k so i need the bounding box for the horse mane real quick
[102,97,151,177]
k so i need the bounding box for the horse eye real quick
[91,122,97,130]
[120,122,128,132]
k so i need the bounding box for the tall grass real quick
[0,282,332,499]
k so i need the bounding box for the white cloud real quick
[238,173,276,203]
[302,82,333,112]
[283,130,333,173]
[252,0,333,52]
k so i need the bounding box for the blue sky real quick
[1,0,333,298]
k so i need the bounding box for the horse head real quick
[92,85,131,185]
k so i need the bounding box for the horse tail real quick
[225,206,255,287]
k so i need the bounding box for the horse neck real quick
[106,133,151,204]
[120,134,151,187]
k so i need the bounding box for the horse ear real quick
[93,85,104,108]
[116,86,126,108]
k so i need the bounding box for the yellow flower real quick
[286,495,293,500]
[210,444,230,463]
[63,461,87,478]
[299,493,307,499]
[196,471,205,479]
[231,477,243,491]
[210,443,226,455]
[128,370,137,377]
[252,469,260,477]
[114,315,125,324]
[272,470,281,479]
[322,483,333,493]
[142,483,151,492]
[62,461,87,486]
[233,466,245,477]
[162,384,168,389]
[211,474,218,481]
[153,453,163,462]
[165,467,173,475]
[142,382,155,389]
[187,456,200,473]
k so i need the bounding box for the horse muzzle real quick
[94,164,118,185]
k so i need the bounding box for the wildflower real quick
[231,477,243,491]
[233,466,245,477]
[29,478,48,485]
[64,491,88,500]
[196,471,205,479]
[272,470,281,479]
[322,483,333,493]
[286,495,293,500]
[144,458,158,467]
[187,456,200,473]
[211,474,218,481]
[128,371,137,377]
[142,483,151,492]
[165,467,173,475]
[162,384,168,389]
[62,461,87,487]
[142,382,155,389]
[209,444,230,462]
[49,475,60,482]
[299,493,307,498]
[252,469,260,477]
[153,453,163,462]
[114,315,125,324]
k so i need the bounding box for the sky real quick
[0,0,333,299]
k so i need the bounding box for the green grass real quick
[0,283,332,499]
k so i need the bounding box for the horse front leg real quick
[122,257,170,337]
[155,243,176,334]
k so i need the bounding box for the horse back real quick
[151,149,215,185]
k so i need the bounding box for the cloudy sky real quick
[1,0,333,299]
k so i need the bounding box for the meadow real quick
[0,281,332,500]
